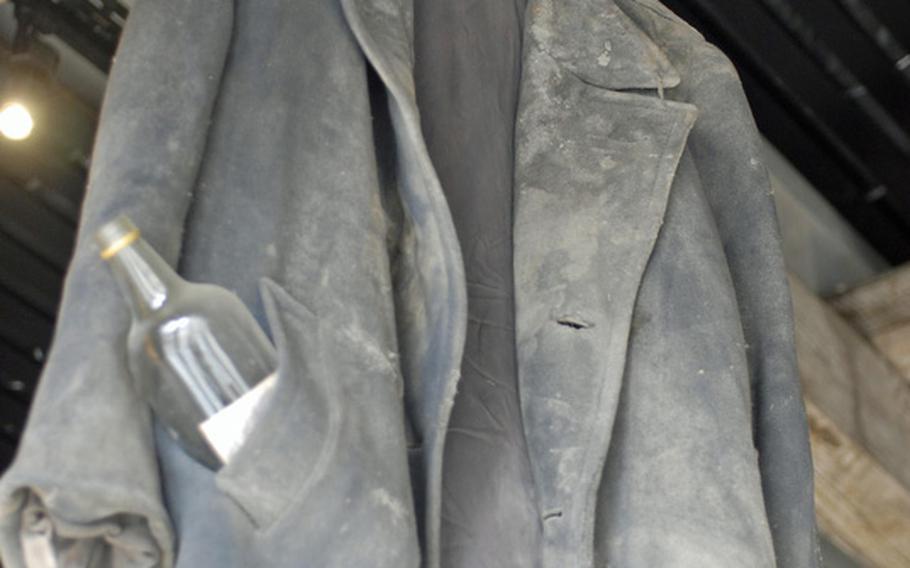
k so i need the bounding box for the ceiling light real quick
[0,102,35,141]
[0,14,59,142]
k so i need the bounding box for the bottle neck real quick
[106,239,181,318]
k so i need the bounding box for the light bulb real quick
[0,102,35,141]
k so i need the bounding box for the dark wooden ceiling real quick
[665,0,910,263]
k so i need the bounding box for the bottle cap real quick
[96,215,141,260]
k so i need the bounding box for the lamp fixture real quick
[0,11,58,142]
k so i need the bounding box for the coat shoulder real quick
[616,0,742,88]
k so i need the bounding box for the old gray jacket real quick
[0,0,818,566]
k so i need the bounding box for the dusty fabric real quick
[514,0,817,565]
[0,0,817,567]
[0,0,465,566]
[413,1,542,567]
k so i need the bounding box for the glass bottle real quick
[96,215,277,469]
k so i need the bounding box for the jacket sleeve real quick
[668,36,820,568]
[0,1,232,566]
[612,5,818,562]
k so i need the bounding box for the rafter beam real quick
[808,400,910,568]
[833,264,910,378]
[790,275,910,491]
[789,274,910,567]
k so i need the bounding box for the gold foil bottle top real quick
[96,215,140,260]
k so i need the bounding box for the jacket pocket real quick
[213,279,339,529]
[213,278,419,566]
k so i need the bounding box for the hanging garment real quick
[0,0,817,567]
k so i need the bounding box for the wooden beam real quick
[791,274,910,566]
[789,276,910,492]
[808,400,910,568]
[867,325,910,380]
[833,264,910,378]
[832,264,910,335]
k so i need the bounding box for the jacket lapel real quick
[339,0,415,100]
[514,1,697,565]
[340,2,469,567]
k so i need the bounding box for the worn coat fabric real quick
[513,0,818,566]
[0,0,817,567]
[413,1,543,566]
[0,0,464,566]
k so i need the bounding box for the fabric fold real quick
[413,0,543,566]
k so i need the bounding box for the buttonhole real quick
[542,510,563,521]
[555,316,593,330]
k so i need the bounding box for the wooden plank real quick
[0,341,41,400]
[832,264,910,336]
[832,264,910,382]
[0,289,53,358]
[0,437,17,474]
[808,400,910,568]
[786,273,910,566]
[0,394,29,444]
[868,325,910,379]
[789,276,910,492]
[0,176,76,272]
[0,233,63,317]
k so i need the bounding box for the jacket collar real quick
[530,0,681,91]
[340,0,681,95]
